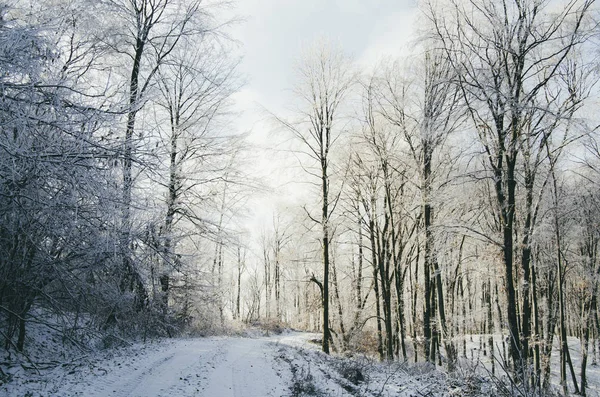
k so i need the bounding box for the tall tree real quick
[154,31,239,314]
[376,51,461,365]
[277,41,355,354]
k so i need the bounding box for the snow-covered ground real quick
[2,330,598,396]
[454,334,600,396]
[2,335,290,397]
[0,331,457,397]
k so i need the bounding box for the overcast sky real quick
[229,0,419,130]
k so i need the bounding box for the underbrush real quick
[275,340,568,397]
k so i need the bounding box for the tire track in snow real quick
[198,338,291,397]
[83,339,225,397]
[88,352,176,396]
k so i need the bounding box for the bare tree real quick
[276,41,355,354]
[375,50,462,365]
[154,31,240,315]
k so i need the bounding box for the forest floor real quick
[1,330,598,396]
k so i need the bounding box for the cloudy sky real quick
[229,0,419,130]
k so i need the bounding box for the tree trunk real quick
[375,206,394,361]
[485,279,495,375]
[423,202,432,362]
[503,156,521,370]
[411,241,420,362]
[518,168,538,375]
[581,295,594,396]
[370,214,384,361]
[321,159,331,354]
[554,184,580,395]
[331,255,347,350]
[236,246,243,320]
[120,36,146,308]
[395,263,408,361]
[275,244,281,321]
[532,259,542,388]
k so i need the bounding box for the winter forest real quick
[3,0,600,396]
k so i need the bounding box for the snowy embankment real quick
[458,334,600,396]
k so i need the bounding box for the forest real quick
[1,0,600,395]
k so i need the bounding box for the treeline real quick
[0,0,243,356]
[248,0,600,395]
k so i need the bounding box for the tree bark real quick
[321,158,331,354]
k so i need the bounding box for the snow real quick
[198,337,291,397]
[1,331,445,397]
[458,334,600,396]
[2,336,292,397]
[83,338,225,397]
[3,330,600,396]
[274,336,449,397]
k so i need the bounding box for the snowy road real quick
[78,337,294,397]
[7,331,536,397]
[2,332,331,397]
[199,337,291,397]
